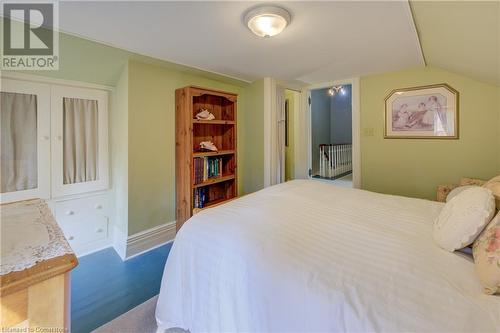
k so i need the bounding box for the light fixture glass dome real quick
[244,6,291,37]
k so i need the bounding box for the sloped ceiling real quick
[3,1,497,85]
[49,1,423,84]
[411,1,500,86]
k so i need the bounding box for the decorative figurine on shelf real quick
[199,141,218,152]
[196,108,215,120]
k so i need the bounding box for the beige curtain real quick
[63,97,98,184]
[1,92,38,193]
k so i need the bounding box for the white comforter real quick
[156,180,500,332]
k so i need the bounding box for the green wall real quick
[360,66,500,200]
[498,86,500,172]
[24,33,130,86]
[127,60,258,235]
[5,29,265,236]
[241,79,265,193]
[110,64,129,235]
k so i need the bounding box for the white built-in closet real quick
[0,75,111,255]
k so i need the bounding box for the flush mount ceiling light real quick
[244,6,291,37]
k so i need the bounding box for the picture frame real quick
[384,83,459,139]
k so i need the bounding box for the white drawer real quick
[58,215,108,247]
[54,194,109,247]
[54,194,109,222]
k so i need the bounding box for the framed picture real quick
[384,83,459,139]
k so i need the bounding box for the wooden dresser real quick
[0,199,78,329]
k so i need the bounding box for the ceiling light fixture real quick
[244,6,291,38]
[328,86,344,96]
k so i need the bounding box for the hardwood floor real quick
[71,243,172,333]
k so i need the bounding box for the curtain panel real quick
[1,92,38,193]
[63,97,99,185]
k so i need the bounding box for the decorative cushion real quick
[460,177,487,186]
[473,213,500,295]
[483,175,500,209]
[433,187,495,252]
[446,185,477,202]
[436,184,458,202]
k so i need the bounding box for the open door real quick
[300,78,361,188]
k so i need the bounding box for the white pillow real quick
[446,185,477,202]
[433,187,495,252]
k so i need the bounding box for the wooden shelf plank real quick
[192,175,235,188]
[192,119,235,125]
[193,150,235,157]
[192,197,235,214]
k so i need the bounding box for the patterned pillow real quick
[473,214,500,295]
[483,175,500,209]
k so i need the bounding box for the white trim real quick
[305,89,312,179]
[263,77,273,188]
[113,225,128,261]
[405,1,426,66]
[75,242,113,258]
[0,72,114,92]
[124,221,176,260]
[125,239,174,261]
[304,78,361,188]
[0,79,51,203]
[291,90,305,179]
[51,85,109,197]
[351,78,361,189]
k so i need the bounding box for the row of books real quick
[193,187,208,209]
[193,157,223,185]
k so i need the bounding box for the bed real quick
[156,180,500,332]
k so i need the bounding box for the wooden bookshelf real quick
[175,86,237,230]
[193,149,235,157]
[193,119,236,125]
[192,175,235,189]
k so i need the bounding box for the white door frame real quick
[301,78,361,188]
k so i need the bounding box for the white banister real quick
[318,144,352,179]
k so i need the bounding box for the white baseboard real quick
[124,221,176,260]
[76,239,113,258]
[113,226,128,260]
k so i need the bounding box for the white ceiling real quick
[57,1,424,84]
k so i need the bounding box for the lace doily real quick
[1,199,74,275]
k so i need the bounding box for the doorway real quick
[284,89,295,181]
[310,84,354,188]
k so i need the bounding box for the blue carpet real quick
[71,243,173,333]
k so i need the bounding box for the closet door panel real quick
[0,79,50,203]
[51,86,109,197]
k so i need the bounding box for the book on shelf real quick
[193,156,223,185]
[193,187,208,209]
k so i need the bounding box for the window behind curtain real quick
[1,92,38,193]
[63,97,99,185]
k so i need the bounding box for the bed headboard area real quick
[437,177,500,209]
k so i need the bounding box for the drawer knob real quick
[43,135,50,140]
[68,236,74,240]
[96,228,104,233]
[57,135,62,141]
[66,210,75,216]
[95,204,103,210]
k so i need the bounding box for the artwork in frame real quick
[384,83,459,139]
